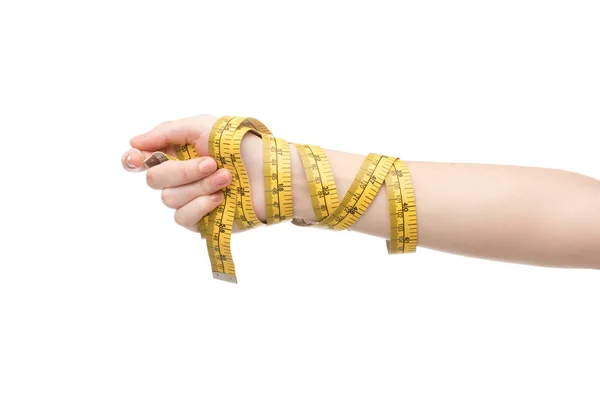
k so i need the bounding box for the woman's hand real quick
[121,115,265,232]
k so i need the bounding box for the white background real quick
[1,0,599,399]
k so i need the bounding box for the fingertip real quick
[211,191,224,202]
[121,148,146,172]
[199,156,217,174]
[221,167,232,181]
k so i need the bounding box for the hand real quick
[121,115,266,232]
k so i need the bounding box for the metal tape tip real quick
[212,272,238,284]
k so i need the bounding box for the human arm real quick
[295,145,600,268]
[122,115,600,269]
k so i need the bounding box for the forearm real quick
[242,134,600,268]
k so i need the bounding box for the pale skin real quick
[121,115,600,269]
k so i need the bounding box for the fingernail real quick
[211,169,230,186]
[132,133,146,141]
[125,155,136,169]
[199,158,215,173]
[122,153,137,171]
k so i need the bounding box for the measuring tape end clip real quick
[143,151,178,169]
[213,272,238,284]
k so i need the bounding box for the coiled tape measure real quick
[143,116,417,283]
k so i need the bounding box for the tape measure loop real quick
[143,116,418,283]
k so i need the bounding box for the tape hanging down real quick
[143,116,417,283]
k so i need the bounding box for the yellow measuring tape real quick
[143,116,417,283]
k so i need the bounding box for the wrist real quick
[240,133,267,223]
[240,133,316,224]
[289,143,316,222]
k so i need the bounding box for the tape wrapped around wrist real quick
[144,116,417,284]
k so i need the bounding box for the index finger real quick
[130,115,217,156]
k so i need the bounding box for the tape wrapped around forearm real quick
[144,116,417,283]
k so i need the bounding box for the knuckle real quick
[182,162,196,183]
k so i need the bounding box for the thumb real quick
[121,148,157,173]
